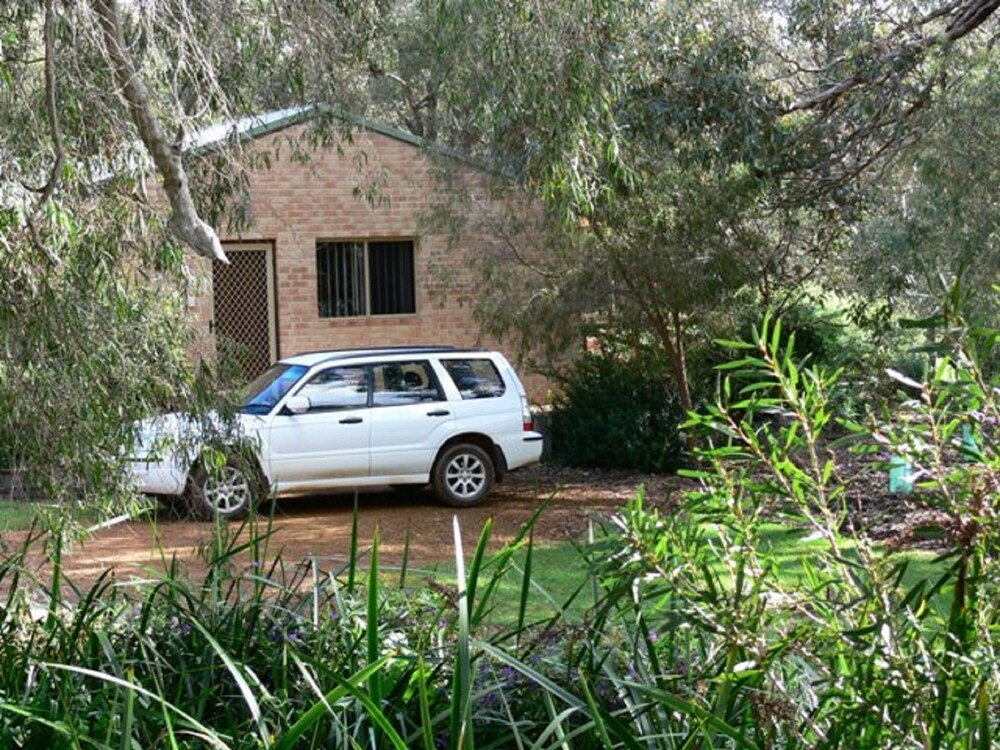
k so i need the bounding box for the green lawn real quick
[402,521,949,627]
[0,500,98,534]
[0,499,947,625]
[0,501,50,533]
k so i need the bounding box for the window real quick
[371,360,443,407]
[441,359,506,399]
[317,240,415,318]
[240,364,309,415]
[296,365,369,410]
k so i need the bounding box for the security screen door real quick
[211,244,277,380]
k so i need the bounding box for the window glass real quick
[317,241,366,318]
[370,241,415,315]
[316,240,415,318]
[240,364,308,415]
[441,359,506,399]
[297,365,369,410]
[372,360,442,406]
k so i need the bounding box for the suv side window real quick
[441,359,506,399]
[372,360,444,407]
[297,365,369,410]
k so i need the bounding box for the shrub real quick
[578,311,1000,747]
[550,349,686,472]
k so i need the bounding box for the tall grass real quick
[0,497,602,748]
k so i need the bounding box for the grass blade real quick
[368,526,383,714]
[400,522,412,589]
[349,491,360,591]
[449,515,473,750]
[417,654,435,750]
[517,528,534,638]
[42,663,232,749]
[120,666,136,750]
[465,516,492,624]
[181,607,269,747]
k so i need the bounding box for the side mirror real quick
[284,395,311,415]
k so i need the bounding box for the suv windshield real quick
[240,364,309,415]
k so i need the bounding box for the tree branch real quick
[787,0,1000,114]
[27,0,65,265]
[93,0,228,263]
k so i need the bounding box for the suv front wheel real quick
[187,455,263,520]
[433,443,495,507]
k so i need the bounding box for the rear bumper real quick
[501,431,545,471]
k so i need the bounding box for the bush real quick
[692,300,923,416]
[579,311,1000,747]
[550,350,685,472]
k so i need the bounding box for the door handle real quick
[339,416,363,424]
[426,409,450,417]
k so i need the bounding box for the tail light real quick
[521,395,534,431]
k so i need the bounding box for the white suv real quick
[130,347,543,518]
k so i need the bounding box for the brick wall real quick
[188,122,553,401]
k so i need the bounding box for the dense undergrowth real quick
[3,308,1000,748]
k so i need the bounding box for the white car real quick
[130,347,544,519]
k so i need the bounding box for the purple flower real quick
[179,620,193,636]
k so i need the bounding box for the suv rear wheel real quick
[433,443,494,507]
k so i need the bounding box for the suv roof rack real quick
[290,345,457,357]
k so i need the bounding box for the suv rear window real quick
[442,359,506,399]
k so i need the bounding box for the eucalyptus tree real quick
[849,47,1000,327]
[0,0,385,505]
[398,0,1000,410]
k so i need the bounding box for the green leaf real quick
[465,516,493,625]
[450,516,473,750]
[713,339,756,350]
[716,357,767,370]
[900,314,946,329]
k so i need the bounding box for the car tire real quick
[432,443,494,507]
[187,454,264,521]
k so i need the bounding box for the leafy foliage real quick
[580,311,1000,747]
[550,349,686,472]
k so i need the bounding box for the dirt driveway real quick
[48,467,677,585]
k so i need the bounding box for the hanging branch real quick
[93,0,228,263]
[26,0,65,265]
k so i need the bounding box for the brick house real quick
[186,108,548,400]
